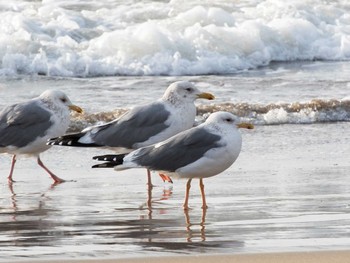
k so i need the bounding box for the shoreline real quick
[8,250,350,263]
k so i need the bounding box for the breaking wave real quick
[1,0,350,77]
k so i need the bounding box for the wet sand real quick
[8,250,350,263]
[1,122,350,261]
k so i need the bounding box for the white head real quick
[39,90,83,113]
[162,81,214,104]
[205,111,254,131]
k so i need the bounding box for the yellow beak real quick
[69,105,83,113]
[237,122,254,129]
[197,92,215,100]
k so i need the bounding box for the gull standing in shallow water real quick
[0,90,83,184]
[92,111,254,209]
[48,81,214,186]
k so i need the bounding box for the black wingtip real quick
[92,155,105,160]
[47,133,82,146]
[92,162,116,168]
[92,154,126,162]
[47,137,59,145]
[92,154,125,168]
[47,132,102,147]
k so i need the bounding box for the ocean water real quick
[1,0,350,261]
[1,0,350,77]
[1,0,350,126]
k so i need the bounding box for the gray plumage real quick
[133,128,222,172]
[93,128,222,171]
[0,101,52,148]
[90,102,170,148]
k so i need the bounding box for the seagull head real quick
[39,90,83,113]
[162,81,215,104]
[206,111,254,130]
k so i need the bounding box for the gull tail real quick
[92,154,125,168]
[47,132,101,147]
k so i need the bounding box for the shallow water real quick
[1,121,350,261]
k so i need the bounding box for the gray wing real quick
[91,102,170,148]
[133,127,222,172]
[0,100,52,148]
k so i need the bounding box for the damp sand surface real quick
[1,121,350,261]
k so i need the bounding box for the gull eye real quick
[225,118,233,123]
[60,97,67,103]
[185,87,193,92]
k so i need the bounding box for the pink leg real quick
[183,179,192,210]
[199,178,208,209]
[37,156,65,184]
[158,173,173,183]
[7,155,17,182]
[147,169,153,188]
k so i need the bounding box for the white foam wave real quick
[67,99,350,132]
[261,107,334,125]
[1,0,350,77]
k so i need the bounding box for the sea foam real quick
[67,98,350,132]
[1,0,350,77]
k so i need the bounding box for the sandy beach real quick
[8,250,350,263]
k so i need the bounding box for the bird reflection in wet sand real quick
[138,185,173,244]
[139,183,173,212]
[7,181,60,218]
[184,208,207,242]
[8,182,18,220]
[3,181,61,246]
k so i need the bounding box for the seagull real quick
[0,90,83,183]
[92,111,254,209]
[48,81,215,185]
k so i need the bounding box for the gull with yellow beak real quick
[0,90,83,183]
[49,81,214,186]
[92,111,254,209]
